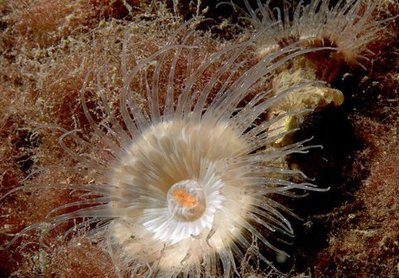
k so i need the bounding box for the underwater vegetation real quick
[0,0,398,277]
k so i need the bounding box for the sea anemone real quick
[1,25,327,277]
[235,0,391,147]
[243,0,388,67]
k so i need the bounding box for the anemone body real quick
[2,24,325,277]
